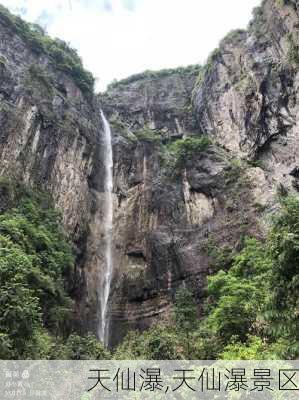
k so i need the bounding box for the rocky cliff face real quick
[193,0,299,168]
[0,8,110,335]
[0,0,299,346]
[99,0,299,345]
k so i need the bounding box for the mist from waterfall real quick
[99,110,113,346]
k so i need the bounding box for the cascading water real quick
[98,110,113,345]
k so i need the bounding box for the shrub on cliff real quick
[167,136,212,170]
[135,127,161,142]
[107,64,202,89]
[0,5,94,95]
[114,324,182,360]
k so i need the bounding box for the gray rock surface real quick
[0,0,299,346]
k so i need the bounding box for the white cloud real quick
[0,0,261,91]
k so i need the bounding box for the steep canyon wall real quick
[0,0,298,345]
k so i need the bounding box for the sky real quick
[0,0,261,91]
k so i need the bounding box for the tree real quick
[0,179,74,358]
[63,334,110,360]
[0,236,42,356]
[196,238,271,358]
[265,196,299,357]
[114,325,181,360]
[174,287,197,357]
[220,336,287,360]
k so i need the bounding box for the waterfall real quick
[99,110,113,345]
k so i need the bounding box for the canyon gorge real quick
[0,0,298,348]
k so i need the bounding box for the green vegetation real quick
[250,5,268,39]
[26,64,55,99]
[1,176,298,360]
[160,135,214,182]
[264,196,299,356]
[206,239,235,271]
[219,335,285,360]
[109,115,137,142]
[114,287,198,360]
[28,64,53,89]
[0,5,94,95]
[113,195,299,359]
[204,238,270,344]
[287,33,299,67]
[60,334,111,360]
[233,73,257,93]
[174,287,197,357]
[0,55,7,66]
[193,29,245,94]
[135,127,162,142]
[224,158,245,182]
[247,158,265,169]
[220,29,246,48]
[107,64,202,89]
[114,325,181,360]
[0,178,108,359]
[193,49,221,90]
[162,136,212,171]
[192,27,252,93]
[174,287,197,334]
[276,0,297,7]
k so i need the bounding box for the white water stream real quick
[99,110,113,345]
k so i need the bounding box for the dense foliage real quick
[0,5,94,94]
[0,179,107,359]
[0,178,297,360]
[107,64,202,89]
[113,195,299,359]
[134,127,162,142]
[265,196,299,356]
[163,136,212,171]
